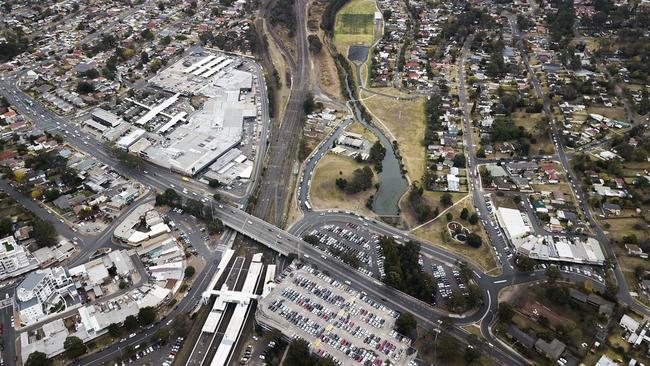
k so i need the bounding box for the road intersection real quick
[0,9,648,365]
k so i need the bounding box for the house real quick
[626,244,647,258]
[602,203,621,216]
[507,325,536,349]
[594,355,618,366]
[619,314,640,333]
[447,174,460,192]
[534,338,565,361]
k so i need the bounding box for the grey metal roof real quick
[19,270,47,293]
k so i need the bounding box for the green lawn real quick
[334,0,377,48]
[338,13,374,34]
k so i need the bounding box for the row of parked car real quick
[162,337,184,366]
[293,274,348,307]
[432,265,453,299]
[310,227,373,268]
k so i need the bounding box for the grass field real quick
[334,0,377,48]
[310,153,377,217]
[359,89,427,183]
[410,196,501,276]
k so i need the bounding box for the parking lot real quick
[257,265,416,366]
[303,222,470,308]
[109,336,184,366]
[306,222,382,279]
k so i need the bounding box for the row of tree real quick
[380,236,437,303]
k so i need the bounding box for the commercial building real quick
[512,234,605,265]
[16,267,74,324]
[141,52,257,176]
[113,203,170,244]
[0,236,38,279]
[91,108,123,127]
[495,207,531,240]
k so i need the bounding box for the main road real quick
[507,13,650,317]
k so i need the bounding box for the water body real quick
[348,45,370,63]
[341,66,407,216]
[364,123,408,216]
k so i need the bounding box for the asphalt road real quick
[506,14,650,317]
[0,9,647,366]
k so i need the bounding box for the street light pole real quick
[433,319,442,365]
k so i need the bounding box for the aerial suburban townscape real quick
[0,0,649,365]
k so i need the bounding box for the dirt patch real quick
[313,36,343,99]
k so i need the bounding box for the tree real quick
[32,217,58,247]
[476,147,486,158]
[516,257,535,272]
[394,312,417,339]
[152,327,170,345]
[25,351,49,366]
[0,217,12,237]
[344,166,373,194]
[76,81,95,94]
[446,212,453,222]
[468,213,479,225]
[124,315,138,331]
[308,35,323,53]
[368,140,386,170]
[140,29,155,41]
[448,290,466,312]
[171,314,192,338]
[453,154,466,168]
[107,323,121,338]
[438,336,460,362]
[284,339,311,366]
[206,218,224,234]
[303,92,316,114]
[155,188,181,207]
[208,179,222,188]
[440,193,453,207]
[466,284,483,308]
[302,235,319,245]
[497,302,515,323]
[466,233,482,248]
[138,306,156,326]
[184,266,196,278]
[604,280,618,302]
[460,208,469,220]
[464,346,482,364]
[546,266,562,283]
[63,336,86,359]
[140,51,149,64]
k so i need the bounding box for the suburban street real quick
[1,2,650,365]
